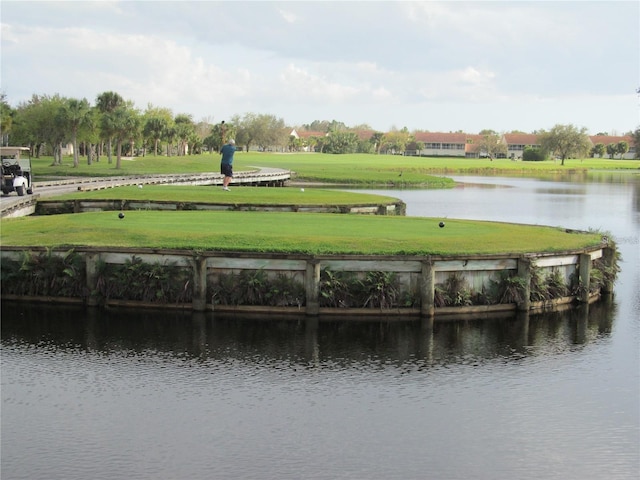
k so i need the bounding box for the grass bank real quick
[0,211,603,255]
[44,185,400,205]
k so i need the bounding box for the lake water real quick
[2,173,639,480]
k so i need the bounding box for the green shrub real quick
[529,265,550,302]
[436,272,473,307]
[490,271,527,304]
[95,255,192,304]
[211,269,305,307]
[522,146,547,162]
[545,269,569,298]
[356,271,401,309]
[0,249,86,298]
[319,268,414,309]
[319,268,357,308]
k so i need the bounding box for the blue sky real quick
[1,1,638,134]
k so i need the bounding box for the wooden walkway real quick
[0,167,291,218]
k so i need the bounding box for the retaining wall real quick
[0,243,614,319]
[35,199,405,216]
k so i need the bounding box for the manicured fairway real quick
[32,152,639,187]
[0,210,603,255]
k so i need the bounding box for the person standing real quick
[220,139,236,191]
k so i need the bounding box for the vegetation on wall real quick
[529,267,569,302]
[318,268,417,309]
[210,270,305,308]
[0,249,87,298]
[1,245,618,311]
[94,256,192,304]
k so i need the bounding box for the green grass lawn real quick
[44,185,401,206]
[8,152,623,255]
[0,210,603,255]
[33,152,639,186]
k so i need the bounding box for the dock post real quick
[85,252,100,307]
[191,255,207,312]
[305,259,320,316]
[601,246,616,294]
[516,257,532,312]
[420,257,434,317]
[578,253,592,303]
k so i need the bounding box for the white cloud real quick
[279,9,298,24]
[1,1,637,134]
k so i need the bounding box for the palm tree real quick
[57,98,92,168]
[143,116,168,156]
[109,106,140,169]
[174,114,195,156]
[95,91,124,164]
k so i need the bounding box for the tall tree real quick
[591,143,606,158]
[144,116,169,156]
[234,113,286,152]
[13,94,67,163]
[538,124,591,165]
[142,105,173,156]
[477,133,507,160]
[57,97,92,167]
[104,104,139,169]
[615,141,629,159]
[370,132,384,154]
[382,128,411,154]
[174,114,195,156]
[95,91,124,164]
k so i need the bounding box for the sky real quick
[1,0,638,135]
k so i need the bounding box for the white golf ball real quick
[300,188,305,192]
[138,184,143,189]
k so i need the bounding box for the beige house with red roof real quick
[289,129,327,152]
[412,132,468,157]
[502,133,541,159]
[409,132,635,159]
[289,128,636,158]
[589,135,635,159]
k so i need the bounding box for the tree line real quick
[0,92,637,168]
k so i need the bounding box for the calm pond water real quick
[2,173,639,480]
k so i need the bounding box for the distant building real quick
[290,129,636,159]
[412,132,467,157]
[589,135,636,159]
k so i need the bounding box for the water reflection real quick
[1,300,615,369]
[3,172,637,480]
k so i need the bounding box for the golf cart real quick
[1,147,34,196]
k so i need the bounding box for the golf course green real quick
[1,209,603,255]
[3,153,631,254]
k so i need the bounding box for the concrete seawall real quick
[0,243,615,320]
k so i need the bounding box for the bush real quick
[319,268,415,309]
[436,272,473,307]
[522,146,547,162]
[211,269,305,307]
[319,268,356,308]
[489,271,527,304]
[1,249,86,298]
[95,255,192,304]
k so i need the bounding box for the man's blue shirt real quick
[221,144,236,165]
